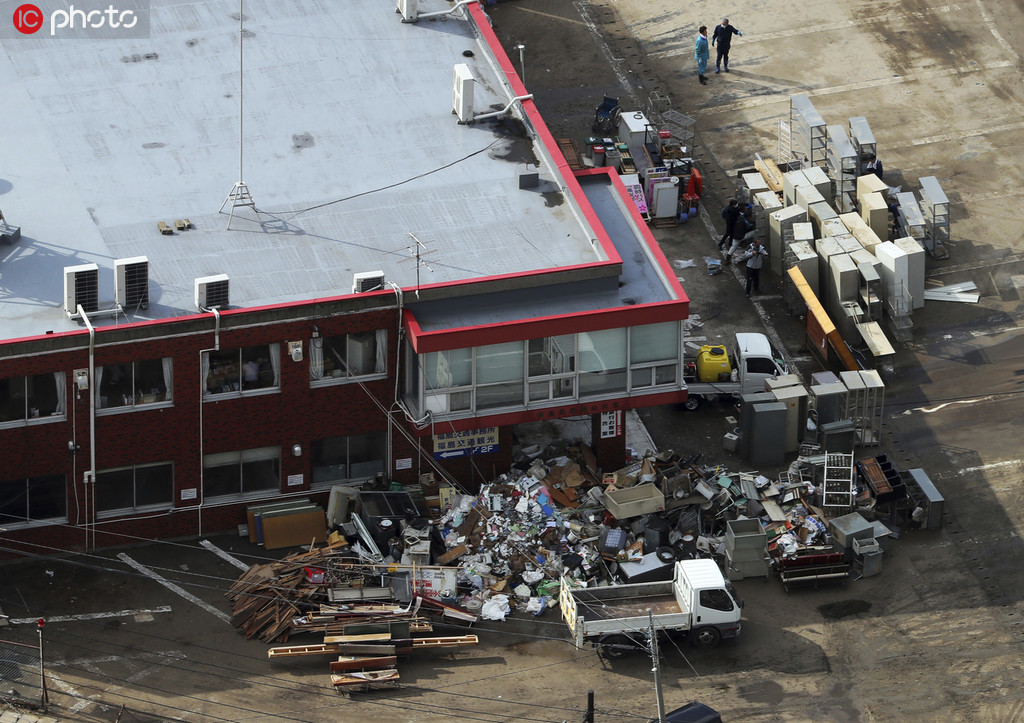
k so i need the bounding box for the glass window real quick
[203,447,280,499]
[311,432,386,487]
[0,475,67,526]
[578,328,627,396]
[0,373,66,425]
[476,342,524,410]
[630,322,678,364]
[746,356,777,376]
[97,463,173,514]
[203,345,279,397]
[699,588,735,612]
[310,331,387,382]
[97,358,172,409]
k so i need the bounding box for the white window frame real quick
[95,462,174,518]
[203,344,281,400]
[310,330,387,387]
[96,358,173,415]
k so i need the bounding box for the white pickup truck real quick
[560,559,742,656]
[682,332,788,410]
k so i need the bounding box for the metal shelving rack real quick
[822,452,856,515]
[886,279,914,342]
[857,261,882,321]
[858,369,885,446]
[848,116,876,176]
[918,176,950,258]
[895,191,927,244]
[826,125,858,213]
[790,94,827,170]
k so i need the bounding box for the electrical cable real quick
[252,139,504,220]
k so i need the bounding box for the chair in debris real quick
[592,95,621,134]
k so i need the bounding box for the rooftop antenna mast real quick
[219,0,259,229]
[403,232,435,298]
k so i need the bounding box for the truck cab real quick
[675,559,743,648]
[733,332,788,395]
[683,332,788,409]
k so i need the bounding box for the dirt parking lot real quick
[2,1,1023,721]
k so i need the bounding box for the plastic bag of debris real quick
[481,594,511,621]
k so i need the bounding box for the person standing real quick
[725,207,756,262]
[711,18,742,73]
[739,237,768,296]
[695,26,710,85]
[719,199,741,250]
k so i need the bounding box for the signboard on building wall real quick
[395,457,412,470]
[432,427,498,459]
[600,410,623,439]
[287,474,303,487]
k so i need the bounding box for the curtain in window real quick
[375,329,386,374]
[53,372,66,411]
[161,358,173,401]
[200,352,210,395]
[93,366,104,408]
[309,336,324,380]
[53,372,66,414]
[269,344,280,386]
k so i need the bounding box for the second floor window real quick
[0,372,66,426]
[203,344,280,397]
[310,330,386,383]
[97,358,172,410]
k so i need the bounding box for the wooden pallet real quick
[556,137,584,171]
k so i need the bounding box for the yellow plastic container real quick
[695,345,732,382]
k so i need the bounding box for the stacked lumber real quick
[225,542,354,643]
[267,618,479,692]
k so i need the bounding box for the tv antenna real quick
[219,0,260,229]
[398,232,436,297]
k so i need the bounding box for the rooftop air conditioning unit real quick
[115,256,150,311]
[397,0,418,22]
[352,270,386,294]
[64,263,100,317]
[453,63,475,123]
[195,274,230,310]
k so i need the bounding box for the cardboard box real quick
[605,484,666,519]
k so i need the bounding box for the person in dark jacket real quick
[712,18,742,73]
[719,200,741,250]
[864,153,883,180]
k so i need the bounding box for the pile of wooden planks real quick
[225,542,354,643]
[268,617,479,692]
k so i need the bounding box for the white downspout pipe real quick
[468,94,533,124]
[197,307,221,537]
[77,305,96,551]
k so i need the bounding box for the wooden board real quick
[268,644,339,658]
[331,669,400,688]
[260,507,328,550]
[755,158,785,192]
[330,655,398,672]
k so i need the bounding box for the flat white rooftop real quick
[0,0,602,340]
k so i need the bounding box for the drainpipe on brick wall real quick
[78,305,96,551]
[196,307,221,537]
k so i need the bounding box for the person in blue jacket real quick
[695,26,710,85]
[712,18,742,73]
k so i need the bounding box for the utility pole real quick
[37,618,48,711]
[648,612,666,723]
[583,689,594,723]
